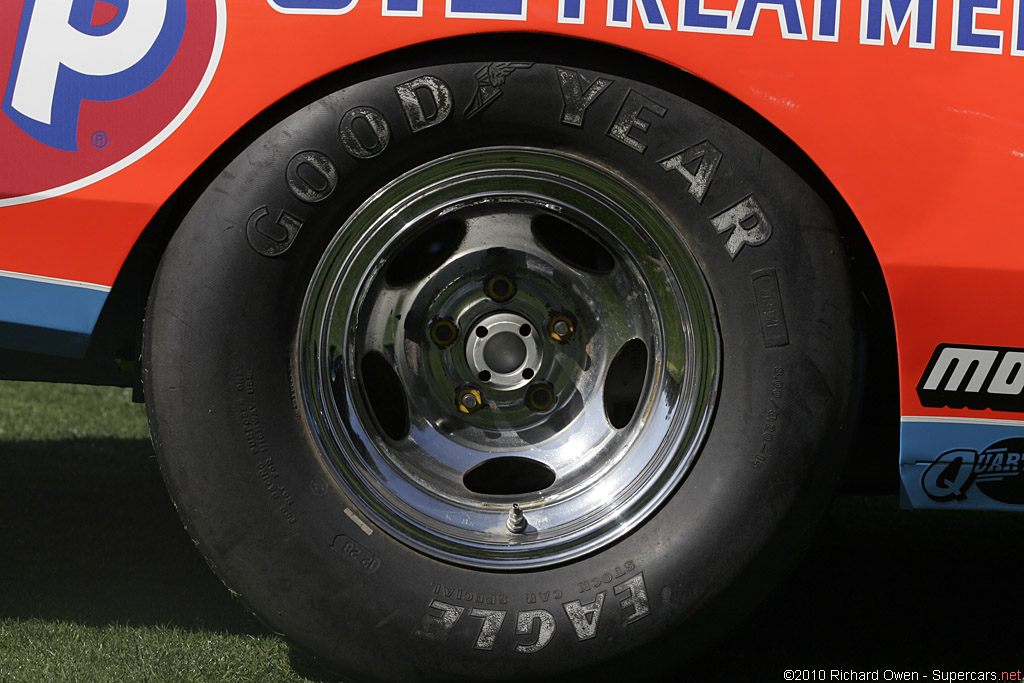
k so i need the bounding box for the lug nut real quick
[430,319,459,348]
[549,314,575,342]
[506,503,528,533]
[457,387,483,414]
[485,274,517,303]
[525,382,555,411]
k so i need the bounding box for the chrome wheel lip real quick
[298,148,719,569]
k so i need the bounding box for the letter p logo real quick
[3,0,186,151]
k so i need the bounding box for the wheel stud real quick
[457,387,483,414]
[506,503,528,533]
[485,274,517,303]
[430,319,459,348]
[525,382,555,411]
[548,314,575,342]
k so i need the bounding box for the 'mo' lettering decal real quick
[918,344,1024,412]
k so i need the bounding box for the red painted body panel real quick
[2,0,1023,424]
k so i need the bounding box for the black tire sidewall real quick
[145,45,858,682]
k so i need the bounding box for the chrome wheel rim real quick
[299,148,718,569]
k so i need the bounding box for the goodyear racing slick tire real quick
[143,43,859,682]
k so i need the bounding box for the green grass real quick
[0,382,148,441]
[0,620,300,682]
[0,381,332,682]
[3,381,1024,681]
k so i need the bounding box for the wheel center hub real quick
[465,312,540,389]
[483,332,527,373]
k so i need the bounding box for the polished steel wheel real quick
[299,148,718,568]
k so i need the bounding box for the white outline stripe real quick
[813,0,841,41]
[0,269,110,292]
[902,415,1024,427]
[268,0,358,15]
[558,0,586,23]
[951,0,1003,54]
[445,0,528,20]
[1014,0,1024,55]
[0,0,228,208]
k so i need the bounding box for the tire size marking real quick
[414,569,650,652]
[752,366,784,470]
[256,456,297,524]
[752,268,790,347]
[239,399,269,458]
[330,534,380,574]
[234,366,299,524]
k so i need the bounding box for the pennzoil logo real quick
[917,344,1024,412]
[922,439,1024,504]
[0,0,225,206]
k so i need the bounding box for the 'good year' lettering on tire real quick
[412,570,651,652]
[245,65,773,260]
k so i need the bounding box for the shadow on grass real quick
[2,437,1023,678]
[677,495,1024,677]
[0,438,264,635]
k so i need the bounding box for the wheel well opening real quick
[45,33,897,483]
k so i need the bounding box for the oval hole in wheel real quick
[385,219,465,286]
[532,214,615,274]
[463,457,556,495]
[359,352,409,441]
[604,339,648,429]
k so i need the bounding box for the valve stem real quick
[506,503,527,533]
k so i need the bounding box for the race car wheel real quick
[144,44,859,682]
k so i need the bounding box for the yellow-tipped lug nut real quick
[548,314,575,342]
[525,383,555,411]
[485,274,517,303]
[457,387,483,414]
[430,319,459,347]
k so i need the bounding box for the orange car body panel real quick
[2,0,1023,506]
